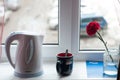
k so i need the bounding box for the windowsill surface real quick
[0,61,116,80]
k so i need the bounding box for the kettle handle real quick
[5,32,19,68]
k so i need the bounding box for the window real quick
[80,0,120,51]
[3,0,59,44]
[1,0,73,60]
[68,0,120,60]
[71,0,104,61]
[70,0,120,60]
[2,0,116,61]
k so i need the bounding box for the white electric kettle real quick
[5,31,44,78]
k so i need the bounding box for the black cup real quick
[56,53,73,76]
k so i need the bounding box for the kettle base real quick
[14,71,43,78]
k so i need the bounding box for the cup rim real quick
[57,53,73,58]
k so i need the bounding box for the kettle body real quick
[5,31,44,78]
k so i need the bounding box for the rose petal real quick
[86,21,101,36]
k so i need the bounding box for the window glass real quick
[80,0,120,50]
[3,0,58,44]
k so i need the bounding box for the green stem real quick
[96,31,118,69]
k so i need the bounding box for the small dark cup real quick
[56,53,73,76]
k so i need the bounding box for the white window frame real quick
[1,0,73,61]
[71,0,104,61]
[1,0,103,62]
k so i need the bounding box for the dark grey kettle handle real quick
[5,33,19,68]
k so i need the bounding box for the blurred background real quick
[1,0,120,50]
[3,0,58,44]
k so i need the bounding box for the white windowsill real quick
[0,61,116,80]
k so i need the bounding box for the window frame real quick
[1,0,103,62]
[71,0,104,61]
[1,0,73,61]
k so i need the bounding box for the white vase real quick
[103,48,119,77]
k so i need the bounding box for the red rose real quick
[86,21,117,69]
[86,21,101,36]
